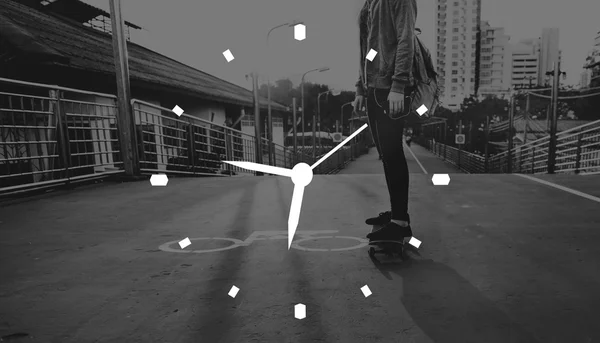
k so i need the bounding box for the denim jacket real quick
[356,0,418,96]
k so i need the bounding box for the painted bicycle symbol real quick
[158,230,369,254]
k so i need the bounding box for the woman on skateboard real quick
[353,0,417,242]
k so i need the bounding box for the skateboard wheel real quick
[368,247,375,257]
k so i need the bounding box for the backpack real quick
[390,31,440,122]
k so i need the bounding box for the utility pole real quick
[523,92,530,145]
[507,91,515,173]
[109,0,139,177]
[484,115,490,172]
[458,119,462,168]
[315,98,320,159]
[252,72,264,175]
[292,97,298,157]
[547,61,563,174]
[301,82,305,152]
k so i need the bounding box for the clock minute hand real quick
[223,161,293,177]
[311,123,368,170]
[287,183,305,250]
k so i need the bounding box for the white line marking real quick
[515,174,600,204]
[405,141,427,175]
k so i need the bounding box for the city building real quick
[478,21,512,99]
[511,38,540,90]
[580,69,592,89]
[537,28,560,86]
[435,0,482,111]
[584,29,600,87]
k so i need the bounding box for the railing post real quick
[187,120,196,175]
[225,129,233,175]
[518,147,523,173]
[444,143,447,161]
[51,90,71,183]
[575,133,583,174]
[531,147,535,174]
[484,149,489,174]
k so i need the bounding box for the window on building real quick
[453,36,458,41]
[452,53,458,58]
[452,86,458,91]
[452,44,458,49]
[452,61,458,66]
[452,78,458,82]
[453,10,459,15]
[453,28,459,32]
[452,70,458,74]
[453,19,459,24]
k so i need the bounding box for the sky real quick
[83,0,600,91]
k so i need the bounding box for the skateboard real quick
[367,225,405,258]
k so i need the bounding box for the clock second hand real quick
[311,123,368,170]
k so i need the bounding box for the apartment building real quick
[436,0,482,111]
[511,38,540,89]
[478,21,512,99]
[537,28,560,86]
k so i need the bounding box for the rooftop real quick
[0,0,287,111]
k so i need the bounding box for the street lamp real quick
[340,101,353,134]
[316,89,341,153]
[301,67,329,158]
[265,20,304,166]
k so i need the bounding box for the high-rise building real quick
[478,21,512,99]
[435,0,482,111]
[538,28,560,85]
[579,69,591,89]
[511,38,540,89]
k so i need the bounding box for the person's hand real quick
[388,91,405,115]
[353,95,365,112]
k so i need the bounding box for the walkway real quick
[1,158,600,342]
[339,142,462,175]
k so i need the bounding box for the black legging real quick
[366,87,410,223]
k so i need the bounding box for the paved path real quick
[1,171,600,342]
[339,143,462,175]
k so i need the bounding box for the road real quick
[1,145,600,342]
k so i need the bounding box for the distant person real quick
[354,0,418,242]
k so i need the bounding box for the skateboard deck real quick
[368,225,405,258]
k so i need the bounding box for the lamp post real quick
[300,67,329,159]
[546,62,566,174]
[340,101,352,135]
[507,87,516,173]
[316,89,341,154]
[266,20,304,166]
[245,71,264,175]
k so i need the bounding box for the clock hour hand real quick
[223,161,293,177]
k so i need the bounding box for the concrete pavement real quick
[1,163,600,342]
[339,143,462,175]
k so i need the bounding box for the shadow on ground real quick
[370,255,541,343]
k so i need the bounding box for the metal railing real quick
[0,78,123,195]
[419,118,600,174]
[1,78,367,195]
